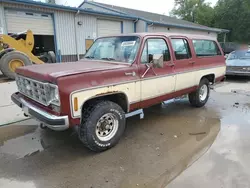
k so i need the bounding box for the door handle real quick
[125,71,136,76]
[189,61,195,65]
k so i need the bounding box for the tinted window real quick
[141,38,171,64]
[193,40,221,57]
[171,39,192,60]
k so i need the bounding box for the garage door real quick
[97,19,121,37]
[5,9,54,35]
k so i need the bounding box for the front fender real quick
[70,90,130,119]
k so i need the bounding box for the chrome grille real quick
[16,75,50,106]
[227,66,250,72]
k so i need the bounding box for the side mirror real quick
[152,54,164,68]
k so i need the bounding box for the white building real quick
[79,1,229,38]
[0,0,229,62]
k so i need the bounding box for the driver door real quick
[138,37,176,108]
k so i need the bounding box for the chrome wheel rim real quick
[96,113,119,141]
[199,85,208,101]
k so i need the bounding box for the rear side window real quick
[171,39,192,60]
[192,40,222,57]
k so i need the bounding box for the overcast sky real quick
[64,0,218,15]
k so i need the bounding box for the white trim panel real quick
[194,66,226,85]
[71,81,140,117]
[141,75,176,100]
[71,65,226,118]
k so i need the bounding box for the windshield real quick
[227,50,250,60]
[84,36,140,64]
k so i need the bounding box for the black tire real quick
[79,101,126,152]
[39,51,56,63]
[48,51,56,63]
[0,51,32,79]
[188,78,210,107]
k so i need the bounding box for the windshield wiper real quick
[101,57,116,61]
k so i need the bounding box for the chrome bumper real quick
[11,93,69,131]
[226,70,250,76]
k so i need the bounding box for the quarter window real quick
[192,40,222,56]
[171,39,192,60]
[141,38,171,64]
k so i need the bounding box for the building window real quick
[171,38,192,60]
[192,40,222,57]
[141,38,171,64]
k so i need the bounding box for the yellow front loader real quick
[0,30,55,79]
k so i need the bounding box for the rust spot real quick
[95,91,119,96]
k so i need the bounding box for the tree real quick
[171,0,215,26]
[171,0,250,43]
[213,0,250,43]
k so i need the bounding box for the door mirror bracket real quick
[141,54,163,78]
[150,54,164,68]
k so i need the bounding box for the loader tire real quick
[39,51,56,64]
[0,51,32,79]
[48,51,56,63]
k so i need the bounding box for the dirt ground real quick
[0,77,250,188]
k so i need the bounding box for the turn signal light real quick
[74,97,78,112]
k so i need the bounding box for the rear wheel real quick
[188,78,210,107]
[0,51,32,79]
[78,101,126,152]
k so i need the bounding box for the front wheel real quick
[78,101,126,152]
[188,78,210,107]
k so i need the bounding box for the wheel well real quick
[201,74,215,84]
[81,93,129,115]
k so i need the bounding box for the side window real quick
[141,38,171,64]
[171,39,192,60]
[192,40,222,57]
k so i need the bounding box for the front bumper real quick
[11,93,69,131]
[226,70,250,76]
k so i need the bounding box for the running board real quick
[125,109,144,119]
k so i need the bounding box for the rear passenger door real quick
[170,38,196,92]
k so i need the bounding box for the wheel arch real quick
[200,73,215,84]
[80,92,130,117]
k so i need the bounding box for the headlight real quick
[54,88,59,100]
[49,84,60,106]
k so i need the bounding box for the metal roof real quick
[1,0,138,20]
[79,1,229,33]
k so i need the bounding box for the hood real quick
[226,59,250,67]
[16,60,128,83]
